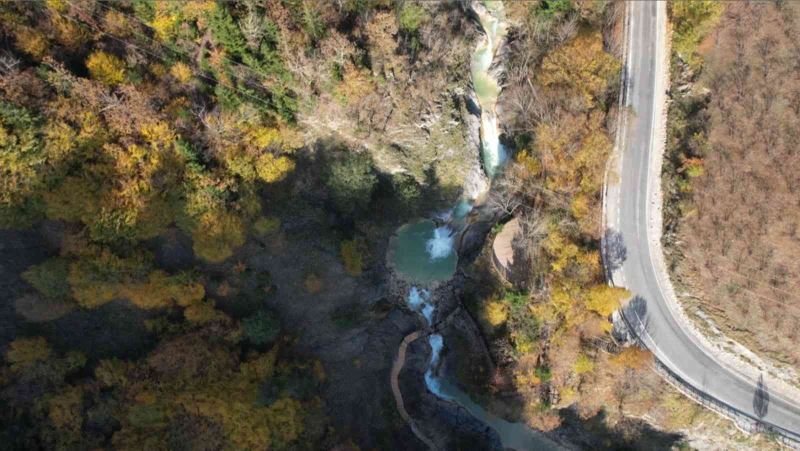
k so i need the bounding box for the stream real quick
[388,2,560,450]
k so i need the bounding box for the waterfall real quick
[425,226,455,260]
[407,286,434,326]
[390,1,507,282]
[453,200,474,221]
[407,286,429,310]
[471,0,508,180]
[424,334,449,399]
[421,304,435,326]
[481,114,507,178]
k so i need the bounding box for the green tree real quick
[535,0,574,19]
[398,3,426,32]
[391,173,421,215]
[670,0,723,68]
[22,258,71,300]
[243,310,281,345]
[326,153,377,214]
[210,5,248,58]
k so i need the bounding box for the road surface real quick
[604,1,800,442]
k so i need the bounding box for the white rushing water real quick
[424,334,449,398]
[425,226,455,260]
[471,0,508,180]
[407,286,435,325]
[421,304,435,325]
[407,286,429,310]
[481,114,507,178]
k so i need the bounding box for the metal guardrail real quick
[615,308,800,449]
[601,2,800,448]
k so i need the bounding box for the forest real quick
[0,0,787,450]
[1,0,461,448]
[663,1,800,369]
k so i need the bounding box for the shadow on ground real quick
[556,407,686,450]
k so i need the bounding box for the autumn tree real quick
[85,51,126,85]
[539,30,619,108]
[5,336,52,372]
[0,100,46,226]
[670,0,723,69]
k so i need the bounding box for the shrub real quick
[573,354,594,375]
[534,365,552,383]
[170,62,193,83]
[330,304,364,331]
[304,274,323,293]
[253,216,280,236]
[483,300,508,327]
[612,347,652,370]
[398,3,426,32]
[340,239,363,276]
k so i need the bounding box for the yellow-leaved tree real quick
[123,271,205,310]
[255,153,295,183]
[539,30,620,109]
[191,209,247,263]
[584,285,630,318]
[85,51,126,85]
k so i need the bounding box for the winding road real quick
[603,1,800,443]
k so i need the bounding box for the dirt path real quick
[390,329,438,450]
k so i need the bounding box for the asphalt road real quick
[604,1,800,440]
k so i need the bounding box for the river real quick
[388,2,561,450]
